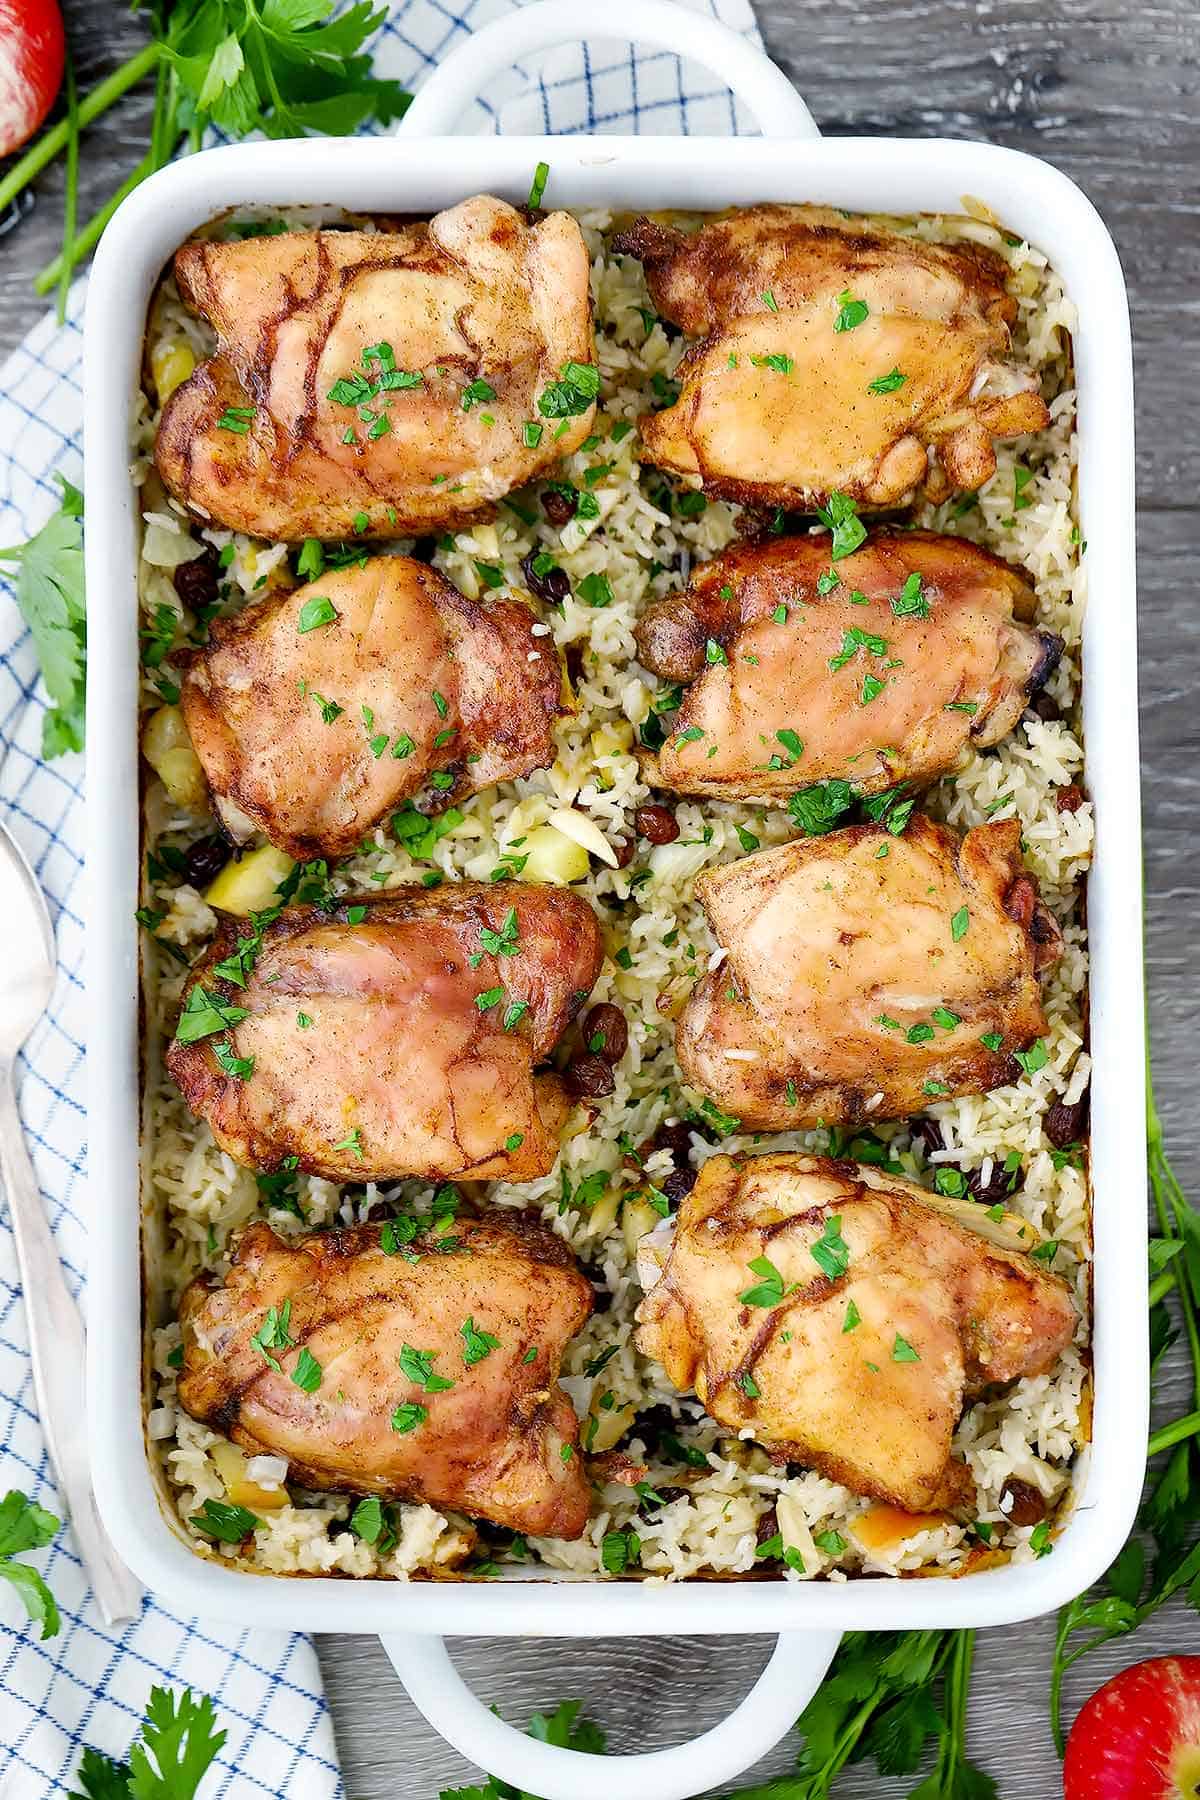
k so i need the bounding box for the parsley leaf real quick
[0,476,85,757]
[0,1488,61,1640]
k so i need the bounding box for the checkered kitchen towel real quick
[0,0,766,1792]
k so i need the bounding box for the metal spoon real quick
[0,811,142,1625]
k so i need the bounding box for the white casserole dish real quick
[83,3,1145,1794]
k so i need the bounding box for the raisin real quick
[1045,1095,1088,1149]
[911,1118,944,1157]
[967,1159,1023,1207]
[582,1003,628,1065]
[662,1166,697,1204]
[564,1053,616,1099]
[521,551,571,606]
[1030,690,1062,723]
[183,836,230,889]
[173,553,219,612]
[756,1504,780,1549]
[541,487,574,526]
[1056,783,1085,814]
[635,804,680,845]
[650,1120,694,1165]
[612,838,635,869]
[1000,1478,1047,1527]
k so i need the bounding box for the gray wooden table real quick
[3,0,1197,1791]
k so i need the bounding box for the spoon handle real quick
[0,1063,143,1626]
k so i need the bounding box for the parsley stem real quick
[1149,1269,1177,1307]
[1148,1410,1200,1459]
[0,41,160,214]
[33,150,156,296]
[55,56,80,326]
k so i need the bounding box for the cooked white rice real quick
[134,202,1091,1584]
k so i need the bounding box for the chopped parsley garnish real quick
[762,289,779,312]
[843,1299,862,1333]
[528,160,549,208]
[461,378,496,412]
[601,1529,641,1574]
[460,1317,501,1365]
[736,824,760,853]
[578,571,614,608]
[1014,1038,1049,1076]
[834,289,869,332]
[776,728,804,760]
[789,779,854,836]
[522,420,544,448]
[739,1255,797,1309]
[191,1499,260,1542]
[297,595,337,633]
[980,1031,1004,1052]
[817,491,867,560]
[217,405,255,434]
[291,1347,322,1393]
[479,906,520,958]
[250,1300,294,1372]
[332,1127,364,1160]
[868,368,907,394]
[892,1334,920,1363]
[174,987,248,1044]
[950,906,970,942]
[814,1529,847,1556]
[829,626,888,672]
[811,1215,850,1282]
[735,1371,761,1399]
[538,360,600,420]
[816,569,840,595]
[861,673,886,704]
[891,572,929,619]
[750,351,794,374]
[505,1132,525,1152]
[399,1344,455,1393]
[391,1401,427,1434]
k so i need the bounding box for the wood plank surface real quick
[2,0,1197,1793]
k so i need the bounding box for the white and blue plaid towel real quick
[0,0,761,1790]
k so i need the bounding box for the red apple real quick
[1064,1657,1200,1799]
[0,0,65,158]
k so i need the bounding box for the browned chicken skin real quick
[179,1214,594,1536]
[635,1153,1076,1511]
[677,816,1062,1129]
[614,205,1049,511]
[180,556,563,861]
[156,196,596,541]
[167,884,603,1182]
[635,530,1062,800]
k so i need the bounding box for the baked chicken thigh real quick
[636,530,1061,800]
[635,1152,1076,1511]
[677,816,1061,1129]
[180,556,563,861]
[179,1213,594,1536]
[614,205,1049,511]
[168,884,603,1182]
[156,195,596,541]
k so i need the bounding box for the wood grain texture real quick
[3,0,1197,1792]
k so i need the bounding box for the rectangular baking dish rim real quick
[83,130,1145,1636]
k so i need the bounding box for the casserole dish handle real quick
[382,1628,841,1800]
[395,0,820,140]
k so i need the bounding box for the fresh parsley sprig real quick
[0,1488,62,1640]
[71,1685,226,1800]
[1048,1052,1200,1751]
[0,1,412,301]
[0,476,85,759]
